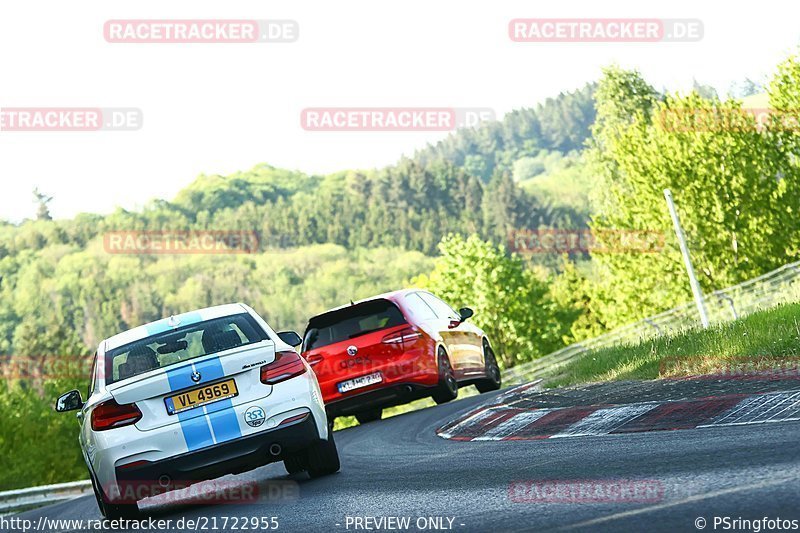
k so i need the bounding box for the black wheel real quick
[431,347,458,404]
[355,408,382,424]
[91,473,141,520]
[283,453,307,475]
[307,433,341,478]
[476,342,502,393]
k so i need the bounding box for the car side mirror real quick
[277,331,302,347]
[55,390,83,412]
[459,307,474,321]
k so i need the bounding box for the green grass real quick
[547,302,800,388]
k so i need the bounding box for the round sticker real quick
[244,406,266,428]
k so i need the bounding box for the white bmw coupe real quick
[56,303,338,519]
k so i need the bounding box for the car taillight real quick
[91,399,142,431]
[381,327,422,348]
[260,351,307,385]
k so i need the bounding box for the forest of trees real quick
[413,83,597,181]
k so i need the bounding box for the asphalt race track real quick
[20,387,800,532]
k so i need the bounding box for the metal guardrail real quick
[0,480,91,515]
[502,260,800,386]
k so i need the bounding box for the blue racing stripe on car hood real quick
[193,357,225,382]
[206,398,241,443]
[195,357,242,443]
[166,364,195,391]
[166,363,213,451]
[166,356,242,450]
[177,410,215,451]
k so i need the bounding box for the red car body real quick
[300,289,501,422]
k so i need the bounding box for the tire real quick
[307,433,341,478]
[431,347,458,404]
[476,342,502,393]
[355,408,382,424]
[283,453,307,475]
[91,473,141,520]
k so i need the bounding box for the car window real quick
[303,299,406,351]
[105,313,268,384]
[404,292,437,321]
[419,293,459,320]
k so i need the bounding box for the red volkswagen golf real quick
[301,289,501,424]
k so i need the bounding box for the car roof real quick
[103,303,250,351]
[310,288,424,318]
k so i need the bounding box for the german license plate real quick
[337,372,382,393]
[165,378,238,415]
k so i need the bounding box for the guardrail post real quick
[716,293,738,320]
[644,319,662,335]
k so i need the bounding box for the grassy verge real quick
[547,302,800,388]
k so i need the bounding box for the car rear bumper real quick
[317,344,440,407]
[325,382,436,417]
[104,413,319,503]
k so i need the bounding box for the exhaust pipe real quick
[158,475,171,488]
[269,443,282,456]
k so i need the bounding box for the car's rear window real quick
[105,313,268,384]
[303,299,406,351]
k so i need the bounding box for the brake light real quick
[260,351,307,385]
[279,412,310,426]
[118,460,151,470]
[381,327,422,347]
[91,399,142,431]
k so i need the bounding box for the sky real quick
[1,0,798,222]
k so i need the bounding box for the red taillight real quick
[279,412,309,426]
[91,399,142,431]
[118,460,151,470]
[381,327,422,348]
[260,351,307,385]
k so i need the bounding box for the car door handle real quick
[76,411,84,420]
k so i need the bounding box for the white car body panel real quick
[76,303,328,501]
